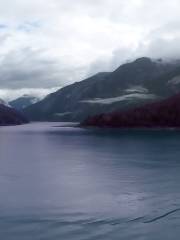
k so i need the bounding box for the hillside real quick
[82,93,180,128]
[0,104,28,126]
[23,57,180,122]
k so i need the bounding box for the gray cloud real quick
[0,47,61,89]
[0,47,87,90]
[0,0,180,99]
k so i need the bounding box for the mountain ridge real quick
[9,95,40,111]
[23,57,180,122]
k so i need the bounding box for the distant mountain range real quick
[82,92,180,128]
[0,100,28,126]
[0,98,11,108]
[23,57,180,122]
[9,95,40,111]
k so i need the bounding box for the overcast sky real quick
[0,0,180,100]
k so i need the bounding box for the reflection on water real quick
[0,123,180,239]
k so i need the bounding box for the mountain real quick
[0,98,11,108]
[9,95,40,111]
[23,57,180,122]
[82,93,180,128]
[0,104,28,126]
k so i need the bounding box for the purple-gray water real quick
[0,122,180,239]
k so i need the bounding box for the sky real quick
[0,0,180,100]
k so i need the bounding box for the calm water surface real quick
[0,122,180,239]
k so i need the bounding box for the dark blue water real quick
[0,123,180,239]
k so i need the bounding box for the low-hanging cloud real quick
[0,0,180,100]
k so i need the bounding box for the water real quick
[0,122,180,239]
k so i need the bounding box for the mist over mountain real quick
[82,92,180,128]
[23,57,180,122]
[9,95,41,111]
[0,98,11,108]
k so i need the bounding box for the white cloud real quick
[0,87,59,102]
[0,0,179,99]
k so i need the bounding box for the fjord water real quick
[0,123,180,239]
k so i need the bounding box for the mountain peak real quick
[9,95,40,111]
[134,57,152,64]
[23,56,180,122]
